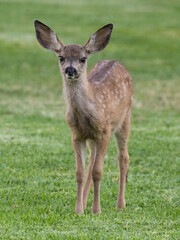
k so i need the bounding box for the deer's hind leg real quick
[115,113,130,209]
[83,140,96,209]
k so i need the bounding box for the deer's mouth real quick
[65,74,80,82]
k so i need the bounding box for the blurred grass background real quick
[0,0,179,239]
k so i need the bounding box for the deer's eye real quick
[80,57,86,64]
[59,56,65,63]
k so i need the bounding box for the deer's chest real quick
[66,108,99,139]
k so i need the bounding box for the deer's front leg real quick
[92,133,110,214]
[83,140,96,209]
[72,136,86,214]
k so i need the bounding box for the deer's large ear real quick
[84,23,113,54]
[34,20,64,52]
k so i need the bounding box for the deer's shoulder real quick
[88,60,127,83]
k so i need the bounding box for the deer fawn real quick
[34,20,133,214]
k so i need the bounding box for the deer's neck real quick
[63,73,95,116]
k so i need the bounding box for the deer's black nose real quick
[65,66,77,76]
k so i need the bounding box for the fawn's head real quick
[34,20,113,83]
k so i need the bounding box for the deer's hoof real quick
[83,202,87,210]
[92,206,101,214]
[75,205,84,214]
[116,200,126,210]
[75,209,84,214]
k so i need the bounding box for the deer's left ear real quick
[34,20,64,52]
[84,23,113,54]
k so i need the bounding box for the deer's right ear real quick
[84,23,113,55]
[34,20,64,52]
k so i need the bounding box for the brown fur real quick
[34,20,133,214]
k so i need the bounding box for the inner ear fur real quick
[84,23,113,54]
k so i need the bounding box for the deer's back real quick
[88,60,117,83]
[88,60,133,132]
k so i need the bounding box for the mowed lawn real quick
[0,0,179,239]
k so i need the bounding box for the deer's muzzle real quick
[65,66,77,76]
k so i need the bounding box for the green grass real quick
[0,0,179,239]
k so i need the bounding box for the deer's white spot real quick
[103,104,106,108]
[96,95,102,103]
[103,90,106,94]
[122,82,127,95]
[124,72,129,79]
[119,90,124,99]
[115,99,120,105]
[106,115,110,120]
